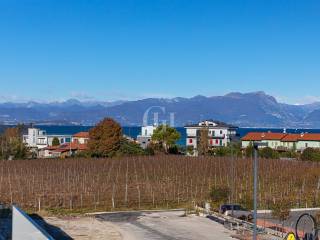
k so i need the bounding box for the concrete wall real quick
[12,206,53,240]
[241,140,252,149]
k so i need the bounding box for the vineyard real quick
[0,156,319,213]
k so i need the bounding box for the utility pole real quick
[253,143,258,240]
[230,138,235,216]
[253,142,267,240]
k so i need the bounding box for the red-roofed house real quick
[241,132,287,149]
[242,132,320,152]
[296,133,320,150]
[72,132,89,144]
[280,134,300,150]
[39,142,88,158]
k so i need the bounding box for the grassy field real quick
[0,156,319,214]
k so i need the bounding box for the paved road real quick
[97,211,235,240]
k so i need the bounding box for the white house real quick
[295,133,320,151]
[23,128,47,149]
[185,120,238,155]
[137,125,157,149]
[72,132,89,144]
[23,128,72,150]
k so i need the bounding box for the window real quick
[220,130,223,134]
[305,143,308,148]
[234,205,241,211]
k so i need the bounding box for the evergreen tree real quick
[52,137,60,146]
[151,125,180,153]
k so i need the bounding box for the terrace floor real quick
[43,211,235,240]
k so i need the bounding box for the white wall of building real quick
[185,121,236,152]
[141,125,156,137]
[72,137,88,144]
[297,141,320,150]
[12,206,53,240]
[241,138,320,152]
[23,128,71,150]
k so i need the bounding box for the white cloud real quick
[294,96,320,105]
[70,91,95,100]
[0,95,23,102]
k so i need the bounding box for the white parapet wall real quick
[12,205,54,240]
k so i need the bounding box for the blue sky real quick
[0,0,319,104]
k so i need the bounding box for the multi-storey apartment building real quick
[185,120,238,155]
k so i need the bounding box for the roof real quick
[46,142,88,152]
[73,132,89,138]
[185,120,237,129]
[242,132,320,142]
[281,134,300,142]
[241,132,287,141]
[299,133,320,141]
[43,145,60,151]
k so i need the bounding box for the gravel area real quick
[42,216,122,240]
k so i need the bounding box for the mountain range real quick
[1,92,320,128]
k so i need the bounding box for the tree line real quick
[84,118,181,158]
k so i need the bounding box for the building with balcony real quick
[23,128,71,150]
[185,120,238,155]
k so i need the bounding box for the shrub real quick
[214,147,228,157]
[271,200,291,222]
[301,148,320,162]
[208,143,242,157]
[209,186,230,206]
[279,150,299,159]
[239,193,253,210]
[145,146,155,156]
[245,144,254,158]
[117,139,146,156]
[168,145,179,154]
[259,147,279,159]
[186,146,194,155]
